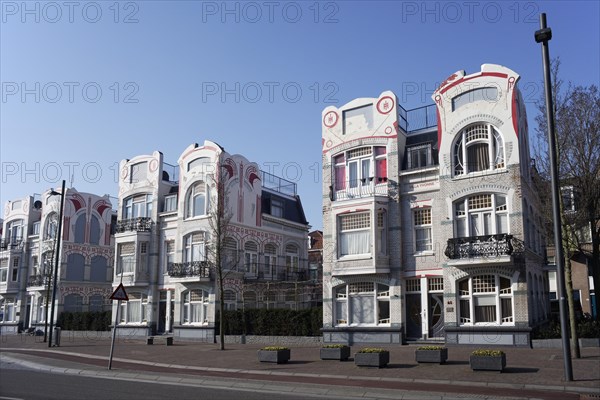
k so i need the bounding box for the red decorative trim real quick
[376,96,394,114]
[440,72,508,95]
[149,159,159,172]
[437,108,442,149]
[256,195,261,227]
[323,111,339,128]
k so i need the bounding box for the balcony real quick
[0,238,24,251]
[115,217,152,233]
[445,234,525,260]
[332,179,389,201]
[27,274,48,288]
[221,263,309,282]
[167,261,212,279]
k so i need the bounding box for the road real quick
[0,361,334,400]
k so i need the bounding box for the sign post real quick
[108,283,128,370]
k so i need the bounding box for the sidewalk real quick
[1,333,599,400]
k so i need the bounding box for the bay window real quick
[454,194,508,237]
[117,242,135,275]
[185,233,206,263]
[332,146,387,197]
[186,181,209,218]
[339,212,370,257]
[123,194,153,219]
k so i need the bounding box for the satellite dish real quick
[34,200,43,209]
[162,171,170,181]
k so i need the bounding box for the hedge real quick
[216,307,322,336]
[56,311,112,331]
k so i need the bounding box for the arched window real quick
[184,232,206,263]
[186,181,210,218]
[90,255,108,282]
[453,123,504,176]
[90,215,101,245]
[44,213,58,240]
[223,289,237,310]
[65,253,85,281]
[454,194,508,237]
[182,289,209,324]
[285,244,299,276]
[223,237,238,270]
[334,283,390,326]
[73,214,86,243]
[244,241,258,275]
[63,294,83,313]
[263,243,277,277]
[457,275,513,325]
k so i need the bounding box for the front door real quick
[428,294,445,338]
[406,294,422,339]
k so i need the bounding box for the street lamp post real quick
[47,180,66,348]
[534,13,573,381]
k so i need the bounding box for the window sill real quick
[337,255,372,262]
[414,251,434,257]
[184,215,210,221]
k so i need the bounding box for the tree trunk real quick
[564,256,581,358]
[591,215,600,321]
[219,272,225,350]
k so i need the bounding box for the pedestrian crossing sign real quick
[110,283,129,301]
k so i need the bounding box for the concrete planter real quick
[469,354,506,372]
[320,346,351,361]
[415,348,448,364]
[257,349,290,364]
[354,351,389,368]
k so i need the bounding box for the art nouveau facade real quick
[112,141,310,341]
[0,189,115,334]
[322,64,548,345]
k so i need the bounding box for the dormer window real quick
[332,146,387,199]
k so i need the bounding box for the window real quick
[454,194,508,237]
[187,157,212,172]
[223,237,238,270]
[0,298,16,322]
[185,233,206,263]
[183,290,209,324]
[10,258,18,281]
[407,144,432,169]
[245,291,257,309]
[32,221,40,236]
[339,212,370,257]
[0,259,8,282]
[458,275,513,325]
[334,283,390,326]
[65,253,85,281]
[377,210,387,255]
[11,201,21,211]
[89,294,105,312]
[165,240,175,273]
[245,241,258,275]
[7,219,24,243]
[120,292,148,324]
[453,123,504,176]
[163,195,177,212]
[561,186,576,212]
[117,243,135,275]
[74,213,86,243]
[186,182,210,218]
[37,297,47,323]
[223,289,237,311]
[123,194,153,219]
[414,208,432,252]
[332,146,387,196]
[63,294,83,313]
[130,162,147,183]
[90,256,108,282]
[44,214,58,240]
[90,215,101,245]
[343,104,374,135]
[285,244,299,275]
[452,87,499,111]
[31,256,39,276]
[263,243,277,277]
[271,199,284,218]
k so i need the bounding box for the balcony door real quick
[469,212,492,237]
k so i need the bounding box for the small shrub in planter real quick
[354,348,390,368]
[257,346,291,364]
[469,349,506,372]
[320,344,351,361]
[415,345,448,364]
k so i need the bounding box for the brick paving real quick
[1,333,599,399]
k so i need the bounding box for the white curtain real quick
[340,231,370,255]
[351,295,374,324]
[128,301,141,322]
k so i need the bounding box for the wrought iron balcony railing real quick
[225,263,308,282]
[167,261,212,278]
[115,217,152,233]
[445,234,525,260]
[0,238,24,250]
[27,274,48,287]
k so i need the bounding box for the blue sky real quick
[1,1,599,230]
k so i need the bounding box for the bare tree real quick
[206,160,239,350]
[534,58,600,358]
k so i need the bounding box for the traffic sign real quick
[110,283,129,301]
